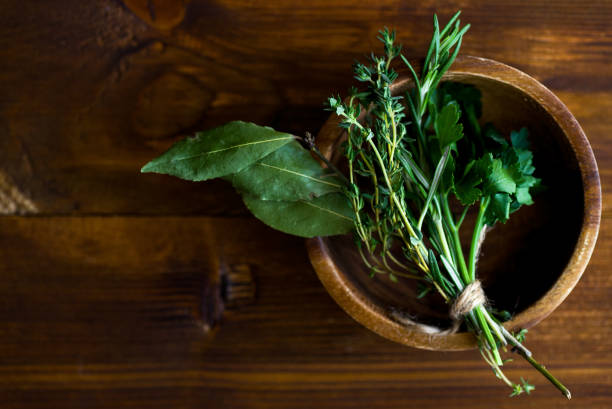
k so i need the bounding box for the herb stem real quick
[310,147,350,185]
[456,205,470,229]
[468,196,490,281]
[482,308,507,346]
[357,244,375,270]
[475,306,502,365]
[500,326,532,357]
[389,111,399,163]
[367,139,420,241]
[516,350,571,400]
[434,218,454,266]
[441,195,470,280]
[302,133,350,185]
[480,347,514,389]
[347,136,370,247]
[359,151,386,247]
[387,251,416,273]
[431,277,451,303]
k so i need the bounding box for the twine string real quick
[444,279,487,334]
[390,279,487,335]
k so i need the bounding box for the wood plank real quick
[0,0,610,215]
[0,1,610,408]
[0,215,609,407]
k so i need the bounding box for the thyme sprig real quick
[327,12,570,398]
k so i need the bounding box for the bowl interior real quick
[320,71,584,332]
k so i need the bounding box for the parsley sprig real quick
[327,12,569,399]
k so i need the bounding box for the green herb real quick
[325,13,567,398]
[141,121,296,181]
[142,124,352,238]
[230,141,346,201]
[142,11,570,399]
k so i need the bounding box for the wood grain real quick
[0,0,611,215]
[0,0,610,408]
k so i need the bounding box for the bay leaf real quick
[231,141,344,201]
[141,121,294,181]
[242,193,354,238]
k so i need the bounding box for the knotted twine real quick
[443,279,487,334]
[391,279,487,335]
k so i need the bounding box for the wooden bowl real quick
[306,56,601,351]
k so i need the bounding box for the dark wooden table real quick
[1,1,610,408]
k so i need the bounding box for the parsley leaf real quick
[453,159,484,205]
[482,154,516,195]
[485,192,511,225]
[434,101,464,149]
[511,127,530,150]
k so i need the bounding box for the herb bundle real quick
[142,11,570,398]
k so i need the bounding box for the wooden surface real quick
[0,1,610,408]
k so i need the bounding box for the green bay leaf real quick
[242,193,354,238]
[231,141,343,201]
[141,121,294,181]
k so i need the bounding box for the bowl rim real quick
[306,55,602,351]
